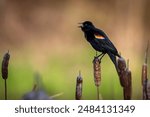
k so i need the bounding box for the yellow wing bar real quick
[94,34,105,40]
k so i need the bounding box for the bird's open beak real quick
[78,22,83,28]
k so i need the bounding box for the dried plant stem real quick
[4,79,7,100]
[142,41,149,100]
[146,80,150,99]
[97,86,100,100]
[32,84,37,91]
[142,64,148,99]
[143,79,148,99]
[50,92,64,99]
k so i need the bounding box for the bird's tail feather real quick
[107,52,118,72]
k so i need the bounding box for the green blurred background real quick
[0,0,150,100]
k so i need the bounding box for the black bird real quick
[79,21,121,70]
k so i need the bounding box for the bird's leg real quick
[96,53,105,63]
[96,53,104,58]
[99,53,106,61]
[95,52,106,62]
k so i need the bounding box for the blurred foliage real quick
[0,0,149,99]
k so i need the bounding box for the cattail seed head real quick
[142,64,147,85]
[93,57,101,87]
[141,42,148,85]
[126,70,132,87]
[117,57,126,71]
[142,42,149,100]
[75,71,83,100]
[141,63,148,99]
[142,79,148,100]
[125,60,132,87]
[124,69,132,100]
[117,57,126,87]
[123,87,131,100]
[1,51,10,80]
[146,80,150,99]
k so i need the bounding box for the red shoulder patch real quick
[94,34,105,40]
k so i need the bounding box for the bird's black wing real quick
[92,28,118,54]
[103,39,118,54]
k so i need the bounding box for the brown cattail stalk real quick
[117,57,126,87]
[1,51,10,100]
[123,60,132,100]
[75,71,83,100]
[142,63,147,86]
[146,80,150,99]
[93,57,101,100]
[117,57,132,100]
[142,42,149,99]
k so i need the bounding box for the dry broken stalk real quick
[1,51,10,100]
[75,71,83,100]
[142,42,149,99]
[93,56,101,100]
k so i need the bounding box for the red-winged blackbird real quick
[79,21,121,70]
